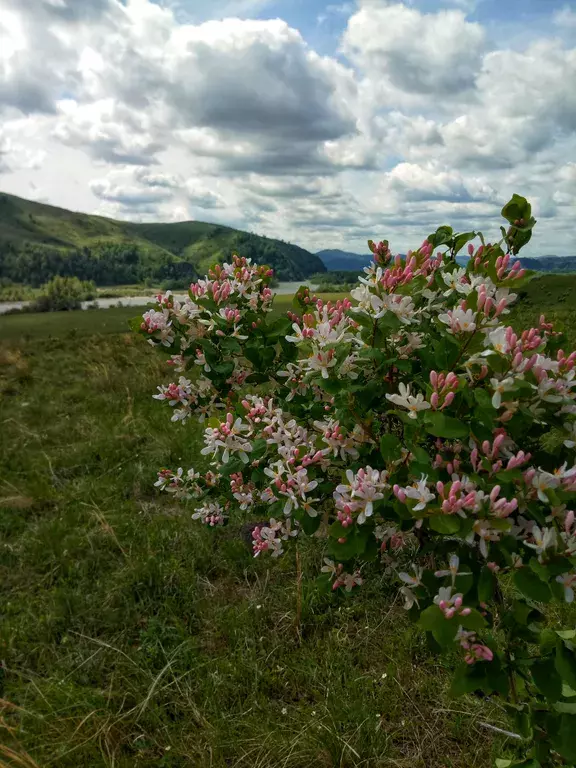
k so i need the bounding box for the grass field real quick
[0,279,572,767]
[0,294,346,342]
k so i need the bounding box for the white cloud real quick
[184,179,227,209]
[553,6,576,28]
[0,0,575,258]
[0,129,45,174]
[342,1,485,102]
[90,176,174,207]
[53,99,164,165]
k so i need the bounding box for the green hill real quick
[0,192,325,286]
[515,273,576,308]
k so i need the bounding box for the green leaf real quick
[513,568,552,603]
[452,231,477,255]
[556,642,576,691]
[513,600,541,626]
[478,566,495,603]
[424,412,469,439]
[380,433,402,462]
[213,361,235,377]
[326,526,370,561]
[459,608,487,632]
[299,513,321,536]
[419,605,458,647]
[485,657,510,697]
[540,628,557,652]
[411,446,432,466]
[429,515,461,534]
[557,714,576,762]
[449,662,487,697]
[260,346,276,368]
[251,438,267,460]
[532,659,562,701]
[474,389,493,409]
[329,520,349,538]
[243,346,261,368]
[130,314,144,333]
[378,312,402,332]
[427,225,454,247]
[219,336,242,353]
[501,194,531,224]
[514,709,532,739]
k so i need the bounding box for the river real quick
[0,281,315,316]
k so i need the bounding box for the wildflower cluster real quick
[140,196,576,766]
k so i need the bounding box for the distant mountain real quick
[517,256,576,273]
[0,192,326,286]
[455,255,576,272]
[316,249,372,271]
[317,246,576,275]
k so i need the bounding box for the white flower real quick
[400,586,419,610]
[321,558,338,577]
[339,354,359,380]
[525,525,557,556]
[484,327,512,355]
[438,308,477,334]
[442,267,470,297]
[200,415,253,464]
[556,573,576,603]
[564,421,576,448]
[377,294,416,325]
[285,323,308,344]
[334,467,388,524]
[434,554,472,585]
[490,377,515,408]
[305,350,337,379]
[532,471,560,503]
[403,475,435,511]
[399,566,423,587]
[386,383,431,419]
[433,585,454,606]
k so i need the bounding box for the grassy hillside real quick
[0,192,325,285]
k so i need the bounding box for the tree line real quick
[0,241,197,287]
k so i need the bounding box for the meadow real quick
[0,276,574,767]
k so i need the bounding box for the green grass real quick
[0,305,509,768]
[1,281,573,767]
[0,294,347,343]
[0,306,142,341]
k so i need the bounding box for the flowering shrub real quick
[137,195,576,766]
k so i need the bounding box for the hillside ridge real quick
[0,191,325,285]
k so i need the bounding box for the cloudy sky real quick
[1,0,575,256]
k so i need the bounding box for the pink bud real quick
[442,392,455,409]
